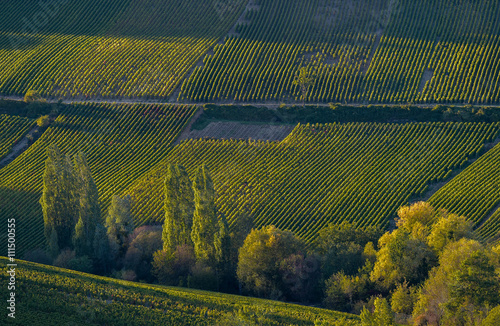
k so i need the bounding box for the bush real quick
[152,245,196,286]
[237,225,304,299]
[22,249,52,265]
[123,226,162,281]
[68,255,93,273]
[24,90,43,103]
[188,262,218,291]
[53,250,93,273]
[53,249,76,269]
[36,115,50,128]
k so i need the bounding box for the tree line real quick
[33,144,500,325]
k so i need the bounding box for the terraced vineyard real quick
[0,257,356,325]
[0,0,246,99]
[180,0,500,104]
[0,103,196,254]
[128,122,499,244]
[430,142,500,241]
[0,114,34,160]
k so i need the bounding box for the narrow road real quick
[0,123,39,167]
[3,95,500,109]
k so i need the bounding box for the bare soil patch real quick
[418,69,434,93]
[178,121,294,142]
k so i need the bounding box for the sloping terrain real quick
[0,114,34,160]
[0,257,357,325]
[0,103,197,254]
[127,122,499,244]
[430,141,500,241]
[180,0,500,104]
[0,0,246,99]
[0,1,499,103]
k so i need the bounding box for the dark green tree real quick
[292,56,321,107]
[191,164,218,264]
[40,144,78,253]
[93,223,110,274]
[162,164,194,252]
[214,212,232,288]
[72,152,101,257]
[105,195,134,261]
[448,251,500,311]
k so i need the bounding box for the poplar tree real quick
[162,164,194,252]
[214,213,231,281]
[191,164,218,264]
[93,223,111,274]
[105,195,134,260]
[72,152,101,257]
[40,144,78,253]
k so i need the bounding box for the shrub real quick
[22,249,53,265]
[36,115,50,128]
[24,90,43,103]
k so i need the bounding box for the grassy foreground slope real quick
[0,0,246,99]
[0,257,356,325]
[181,0,500,104]
[0,115,34,160]
[128,122,499,243]
[0,103,196,254]
[430,142,500,241]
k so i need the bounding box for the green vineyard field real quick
[0,114,34,160]
[430,142,500,241]
[128,122,499,244]
[0,1,499,103]
[0,257,356,325]
[0,0,246,99]
[0,102,197,254]
[180,0,500,104]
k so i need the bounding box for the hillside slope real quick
[0,0,499,103]
[180,0,500,104]
[0,103,197,254]
[0,0,246,99]
[430,141,500,241]
[0,257,357,325]
[127,122,499,243]
[0,114,34,161]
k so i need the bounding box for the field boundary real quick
[3,95,500,109]
[411,135,500,206]
[168,0,258,102]
[0,117,55,168]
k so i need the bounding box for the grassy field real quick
[0,257,357,325]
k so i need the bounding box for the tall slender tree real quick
[40,144,78,253]
[72,152,101,257]
[214,212,231,286]
[105,195,134,260]
[162,164,194,252]
[191,164,218,264]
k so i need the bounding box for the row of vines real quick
[430,142,500,241]
[128,122,499,244]
[0,114,34,160]
[180,0,500,104]
[0,103,197,254]
[0,0,247,99]
[0,258,355,325]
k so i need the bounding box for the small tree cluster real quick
[153,164,232,291]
